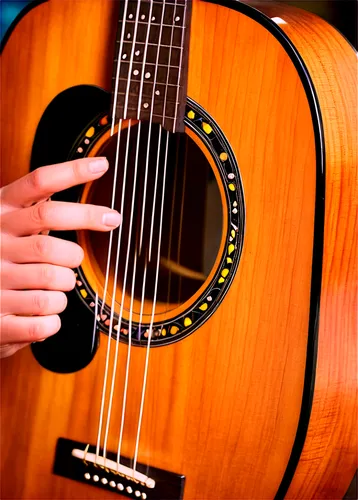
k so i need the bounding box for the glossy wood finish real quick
[0,1,354,499]
[245,2,357,498]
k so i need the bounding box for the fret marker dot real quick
[122,54,127,59]
[129,14,133,19]
[135,50,140,56]
[141,14,146,20]
[155,90,160,95]
[152,16,156,21]
[175,16,181,21]
[145,72,151,79]
[133,70,139,76]
[143,103,149,109]
[127,33,131,39]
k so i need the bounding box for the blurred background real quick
[1,1,357,49]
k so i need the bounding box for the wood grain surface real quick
[245,2,357,498]
[0,0,355,499]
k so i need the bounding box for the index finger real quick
[1,157,109,207]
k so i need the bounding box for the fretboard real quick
[111,0,192,133]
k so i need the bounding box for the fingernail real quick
[89,158,108,173]
[102,211,122,228]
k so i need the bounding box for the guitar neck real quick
[111,0,192,132]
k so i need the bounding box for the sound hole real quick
[82,122,223,319]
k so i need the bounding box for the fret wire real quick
[113,77,182,88]
[115,40,183,50]
[119,20,186,29]
[116,98,181,105]
[115,60,180,69]
[121,0,186,4]
[151,0,185,4]
[115,107,177,120]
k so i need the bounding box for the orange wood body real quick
[245,3,357,498]
[0,1,356,499]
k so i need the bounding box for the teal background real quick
[1,1,33,43]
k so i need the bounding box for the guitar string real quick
[101,0,144,462]
[111,2,159,467]
[103,0,156,464]
[91,291,99,354]
[95,0,130,463]
[163,0,181,308]
[101,120,132,460]
[138,0,177,256]
[135,0,169,339]
[133,128,169,474]
[177,134,189,304]
[132,0,187,475]
[104,2,153,456]
[115,120,142,467]
[117,0,167,465]
[102,0,130,311]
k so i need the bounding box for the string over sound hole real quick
[83,121,223,321]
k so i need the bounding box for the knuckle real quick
[40,265,55,287]
[32,292,49,315]
[86,205,96,226]
[33,236,51,259]
[29,168,46,192]
[28,320,44,341]
[70,160,83,180]
[32,202,50,225]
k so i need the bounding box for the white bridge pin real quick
[126,486,133,494]
[117,483,124,491]
[101,478,108,485]
[84,472,91,480]
[109,481,116,488]
[135,491,141,497]
[93,475,99,482]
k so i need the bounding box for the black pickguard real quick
[31,85,110,373]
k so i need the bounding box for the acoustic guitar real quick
[1,1,356,499]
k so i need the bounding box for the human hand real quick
[0,157,120,358]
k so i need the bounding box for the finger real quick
[2,234,84,267]
[0,157,109,207]
[1,262,76,291]
[0,315,61,344]
[3,201,121,236]
[0,343,30,359]
[1,290,67,316]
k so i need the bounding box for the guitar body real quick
[0,1,356,499]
